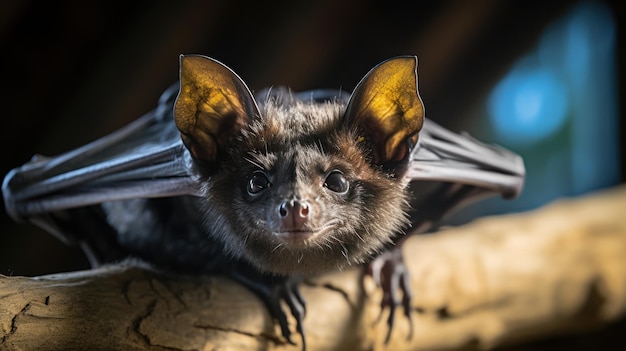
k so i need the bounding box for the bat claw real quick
[231,272,307,350]
[367,247,413,344]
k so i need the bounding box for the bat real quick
[2,55,525,349]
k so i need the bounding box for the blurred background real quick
[0,0,623,347]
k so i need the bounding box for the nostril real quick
[277,200,311,231]
[300,203,309,217]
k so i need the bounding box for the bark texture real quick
[1,186,625,350]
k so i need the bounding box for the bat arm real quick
[407,163,523,199]
[3,173,198,220]
[3,144,201,220]
[406,119,525,199]
[425,120,524,173]
[10,142,185,201]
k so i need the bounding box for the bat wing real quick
[3,86,524,244]
[404,118,525,233]
[2,85,202,254]
[3,85,203,219]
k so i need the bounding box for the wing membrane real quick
[405,119,525,233]
[3,85,201,222]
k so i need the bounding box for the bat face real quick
[204,95,409,275]
[175,55,424,275]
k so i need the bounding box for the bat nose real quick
[278,199,309,231]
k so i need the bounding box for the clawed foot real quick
[366,247,413,343]
[231,272,307,350]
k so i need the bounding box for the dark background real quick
[0,1,624,349]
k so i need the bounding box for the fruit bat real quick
[2,55,525,349]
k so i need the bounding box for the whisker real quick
[272,242,283,252]
[353,229,365,244]
[243,156,264,170]
[340,243,349,261]
[316,139,325,156]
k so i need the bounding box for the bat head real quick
[174,55,424,275]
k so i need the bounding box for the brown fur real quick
[200,92,410,276]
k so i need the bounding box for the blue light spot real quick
[488,64,569,145]
[480,0,619,212]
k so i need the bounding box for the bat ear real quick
[174,55,260,165]
[344,56,425,167]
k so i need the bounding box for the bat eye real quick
[248,170,271,195]
[324,170,349,194]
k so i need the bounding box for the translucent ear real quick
[344,56,425,165]
[174,55,260,165]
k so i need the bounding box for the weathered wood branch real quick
[1,186,625,350]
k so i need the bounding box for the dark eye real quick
[324,170,349,194]
[247,171,271,195]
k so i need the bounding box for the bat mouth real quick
[274,229,321,247]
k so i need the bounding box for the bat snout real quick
[277,199,310,232]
